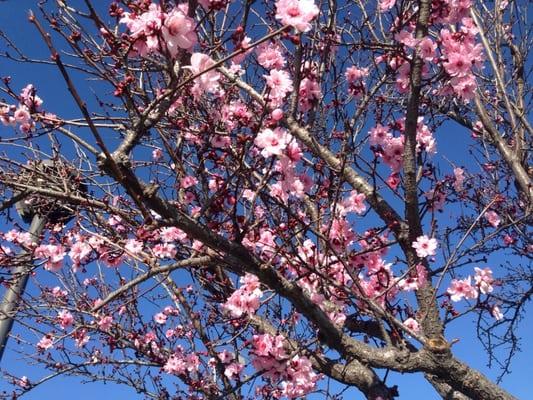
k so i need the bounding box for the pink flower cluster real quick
[222,273,263,318]
[163,346,200,376]
[440,19,484,101]
[251,334,319,398]
[120,3,196,58]
[345,65,369,98]
[0,84,42,133]
[34,244,66,272]
[447,267,495,302]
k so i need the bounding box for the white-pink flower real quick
[161,8,197,55]
[254,128,292,158]
[154,312,168,324]
[474,267,495,294]
[447,276,479,302]
[57,310,74,329]
[97,315,113,331]
[189,53,221,95]
[37,335,54,351]
[485,210,501,228]
[275,0,319,33]
[264,69,293,102]
[403,317,420,333]
[412,235,438,258]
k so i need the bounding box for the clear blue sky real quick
[0,1,530,399]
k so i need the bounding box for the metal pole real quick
[0,214,46,362]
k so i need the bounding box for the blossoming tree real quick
[0,0,530,399]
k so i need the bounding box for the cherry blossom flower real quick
[224,362,244,379]
[275,0,319,33]
[161,7,197,55]
[152,148,163,160]
[485,210,501,228]
[37,335,54,351]
[379,0,396,12]
[180,175,198,189]
[125,239,143,255]
[256,42,286,70]
[34,244,66,272]
[57,310,74,329]
[491,304,504,321]
[164,355,187,375]
[403,317,420,333]
[453,167,465,191]
[154,312,168,324]
[447,277,479,302]
[264,69,293,103]
[418,37,437,61]
[15,376,29,388]
[474,267,495,294]
[254,127,292,158]
[222,273,263,317]
[412,235,438,258]
[97,315,113,331]
[153,243,177,259]
[189,53,221,95]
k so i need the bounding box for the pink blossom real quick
[491,305,503,321]
[379,0,396,12]
[68,240,93,267]
[395,30,417,48]
[345,66,369,83]
[275,0,319,33]
[447,276,479,302]
[74,329,90,348]
[254,127,292,158]
[97,315,113,331]
[218,349,235,363]
[418,37,436,61]
[34,244,66,272]
[154,312,168,324]
[453,167,465,191]
[222,273,263,317]
[14,107,31,123]
[163,355,187,375]
[125,239,143,255]
[152,148,163,160]
[189,53,221,95]
[37,335,54,351]
[224,362,244,379]
[264,69,293,102]
[119,4,164,57]
[443,52,472,77]
[256,42,286,70]
[412,235,438,258]
[485,210,501,228]
[15,376,29,388]
[153,243,177,259]
[161,8,197,55]
[57,310,74,329]
[180,175,198,189]
[474,267,495,294]
[403,317,420,333]
[398,264,428,291]
[298,77,321,112]
[159,227,187,243]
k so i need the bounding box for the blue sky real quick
[0,1,530,399]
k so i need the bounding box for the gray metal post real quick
[0,214,46,362]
